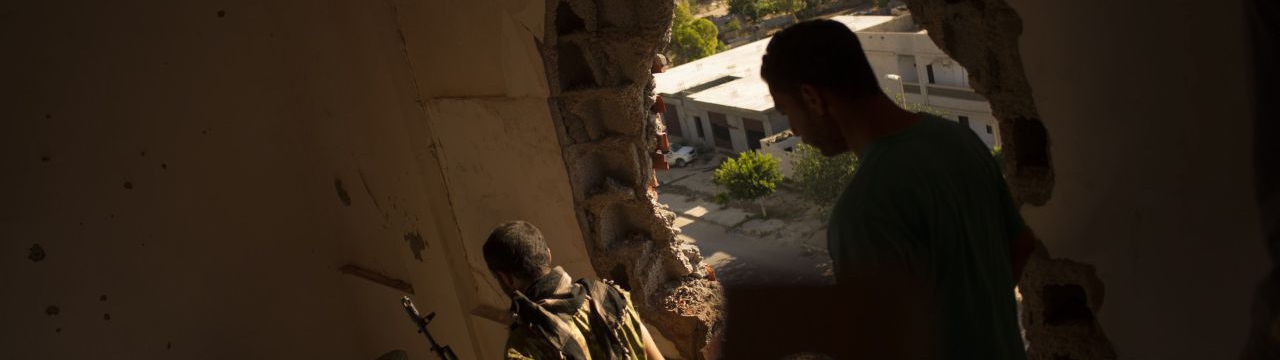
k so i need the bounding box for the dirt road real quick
[675,217,833,287]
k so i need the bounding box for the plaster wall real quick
[1,1,586,359]
[1008,0,1267,358]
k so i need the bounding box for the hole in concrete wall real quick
[597,202,656,248]
[566,94,645,137]
[1042,284,1094,326]
[568,148,640,196]
[541,0,718,358]
[610,264,632,290]
[556,3,586,35]
[570,150,608,193]
[595,0,636,29]
[558,42,598,90]
[1012,117,1051,168]
[29,243,46,262]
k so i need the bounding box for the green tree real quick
[731,0,809,21]
[992,146,1005,175]
[729,0,764,21]
[770,0,808,14]
[789,143,858,206]
[673,0,694,25]
[670,1,725,63]
[726,17,743,33]
[713,151,784,217]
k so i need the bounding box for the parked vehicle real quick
[664,146,698,167]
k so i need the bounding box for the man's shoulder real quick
[504,324,555,359]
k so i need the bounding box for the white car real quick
[664,146,698,167]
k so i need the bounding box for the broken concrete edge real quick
[1018,243,1118,359]
[540,0,723,359]
[904,0,1054,207]
[906,1,1114,358]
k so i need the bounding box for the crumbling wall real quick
[1,0,597,359]
[900,4,1109,357]
[0,1,491,359]
[907,0,1268,359]
[538,0,724,359]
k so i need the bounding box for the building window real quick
[708,112,732,149]
[896,55,919,83]
[926,64,936,84]
[746,130,765,150]
[712,125,730,142]
[665,107,683,137]
[695,116,706,138]
[959,116,970,127]
[743,118,766,151]
[986,124,993,134]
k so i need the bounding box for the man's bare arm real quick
[637,321,666,360]
[1011,226,1036,286]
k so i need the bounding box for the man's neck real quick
[840,95,919,157]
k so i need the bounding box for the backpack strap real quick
[577,279,634,359]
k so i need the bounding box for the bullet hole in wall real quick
[404,231,426,262]
[1042,284,1094,326]
[609,264,632,291]
[217,10,225,18]
[123,181,133,190]
[41,156,50,162]
[334,178,352,206]
[29,244,46,262]
[45,306,59,315]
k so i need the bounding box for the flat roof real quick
[655,15,896,112]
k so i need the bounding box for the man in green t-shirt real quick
[761,20,1037,359]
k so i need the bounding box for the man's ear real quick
[798,84,825,117]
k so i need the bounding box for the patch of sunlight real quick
[672,216,696,229]
[703,251,736,267]
[684,205,709,217]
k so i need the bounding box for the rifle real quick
[401,296,460,360]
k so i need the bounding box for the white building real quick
[856,14,1001,147]
[656,14,1000,156]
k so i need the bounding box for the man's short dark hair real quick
[482,221,552,282]
[761,19,880,98]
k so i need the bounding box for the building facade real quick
[855,14,1001,148]
[656,14,1001,155]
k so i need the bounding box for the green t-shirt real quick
[828,113,1026,360]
